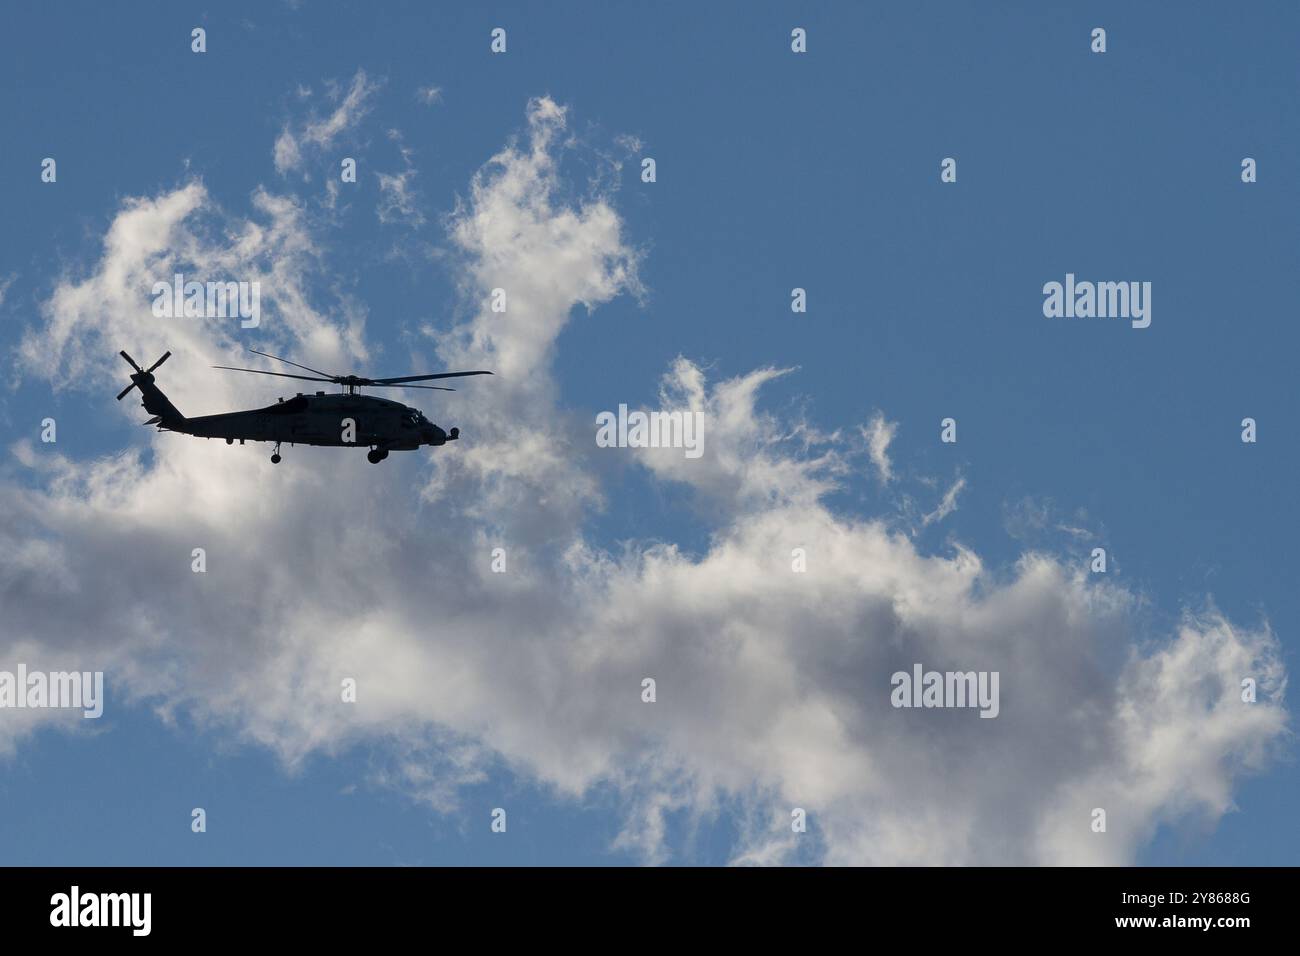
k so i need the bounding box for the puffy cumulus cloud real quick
[1031,611,1289,864]
[626,359,847,513]
[274,69,382,176]
[0,97,1288,865]
[17,181,361,413]
[424,96,643,536]
[442,97,642,387]
[556,518,1286,865]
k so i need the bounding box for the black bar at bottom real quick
[0,866,1290,941]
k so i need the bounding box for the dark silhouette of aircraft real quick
[116,348,492,464]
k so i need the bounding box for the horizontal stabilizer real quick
[143,416,162,425]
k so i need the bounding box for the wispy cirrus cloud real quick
[274,69,382,176]
[863,410,897,484]
[375,130,425,228]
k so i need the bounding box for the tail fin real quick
[117,350,185,426]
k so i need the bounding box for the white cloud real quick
[630,360,846,513]
[922,475,965,527]
[375,134,425,227]
[274,69,382,175]
[416,86,442,106]
[0,96,1288,867]
[862,410,897,484]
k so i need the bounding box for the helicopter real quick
[116,348,492,464]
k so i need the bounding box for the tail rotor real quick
[116,350,171,401]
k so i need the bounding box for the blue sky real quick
[0,1,1295,865]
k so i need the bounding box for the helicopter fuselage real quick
[169,391,454,450]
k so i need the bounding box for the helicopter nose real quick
[425,425,447,446]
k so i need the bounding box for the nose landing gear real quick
[271,441,282,464]
[367,447,389,464]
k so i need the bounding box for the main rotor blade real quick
[116,383,137,401]
[247,349,335,378]
[119,350,143,372]
[367,383,456,391]
[369,371,493,384]
[147,351,171,372]
[212,365,334,383]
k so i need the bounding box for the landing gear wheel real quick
[367,448,388,464]
[271,442,282,464]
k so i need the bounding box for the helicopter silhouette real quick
[116,348,491,464]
